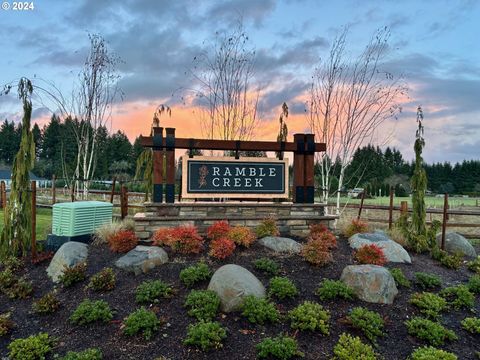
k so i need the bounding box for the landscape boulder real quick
[208,264,266,312]
[349,231,411,263]
[340,265,398,304]
[115,245,168,275]
[435,232,477,258]
[258,236,303,254]
[47,241,88,282]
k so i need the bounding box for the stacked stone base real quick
[134,202,336,240]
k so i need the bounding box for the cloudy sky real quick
[0,0,479,163]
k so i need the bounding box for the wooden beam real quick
[153,127,164,203]
[165,128,176,203]
[293,134,305,203]
[304,133,315,203]
[140,133,326,153]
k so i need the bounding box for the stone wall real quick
[134,202,336,240]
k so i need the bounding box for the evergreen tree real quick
[1,79,36,259]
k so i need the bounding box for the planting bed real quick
[1,237,479,359]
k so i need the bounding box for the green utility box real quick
[52,201,113,237]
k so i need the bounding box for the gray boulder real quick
[435,232,477,258]
[349,231,411,264]
[47,241,88,282]
[115,246,168,275]
[208,264,266,312]
[340,265,398,304]
[258,236,303,254]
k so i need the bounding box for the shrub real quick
[107,229,138,253]
[59,262,87,287]
[135,280,173,304]
[59,348,103,360]
[0,312,15,337]
[414,272,442,289]
[387,227,408,247]
[316,279,355,301]
[405,317,457,346]
[169,225,204,254]
[70,299,113,325]
[343,219,369,238]
[390,268,411,288]
[151,227,175,247]
[206,220,231,240]
[268,276,298,300]
[332,333,377,360]
[256,335,303,360]
[32,292,61,314]
[309,223,328,236]
[439,285,475,310]
[87,268,116,292]
[310,229,337,249]
[8,332,54,360]
[254,258,280,276]
[409,346,457,360]
[0,268,17,289]
[179,262,212,287]
[5,277,33,299]
[93,219,134,246]
[183,321,227,350]
[1,256,23,272]
[431,247,463,270]
[302,238,333,266]
[59,349,102,360]
[354,244,387,266]
[347,307,384,344]
[467,256,480,274]
[288,301,330,334]
[229,226,256,247]
[208,237,236,259]
[184,290,220,321]
[123,307,160,340]
[409,292,448,320]
[255,217,280,238]
[461,317,480,334]
[468,274,480,294]
[241,295,280,324]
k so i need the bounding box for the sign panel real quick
[181,156,289,199]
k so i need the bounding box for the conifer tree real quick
[1,78,36,259]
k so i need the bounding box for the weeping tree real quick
[135,105,171,201]
[411,106,427,238]
[276,102,289,159]
[0,78,36,259]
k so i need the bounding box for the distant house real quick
[0,168,48,188]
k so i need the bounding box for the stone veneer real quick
[134,202,336,240]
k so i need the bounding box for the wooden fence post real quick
[357,191,366,220]
[441,193,449,250]
[31,181,37,259]
[293,134,305,203]
[51,175,56,205]
[0,180,5,208]
[388,186,394,229]
[110,177,117,204]
[120,185,128,219]
[165,127,176,203]
[400,201,408,215]
[153,127,164,203]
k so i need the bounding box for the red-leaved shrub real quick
[354,244,387,266]
[169,225,204,254]
[310,230,337,249]
[108,230,138,253]
[208,237,236,259]
[344,219,369,238]
[206,221,231,240]
[152,228,175,246]
[229,226,256,247]
[301,239,333,266]
[309,223,328,236]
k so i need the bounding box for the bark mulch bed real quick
[1,237,479,359]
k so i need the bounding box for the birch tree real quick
[308,27,407,215]
[189,21,259,141]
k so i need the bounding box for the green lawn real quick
[0,207,52,241]
[328,196,479,208]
